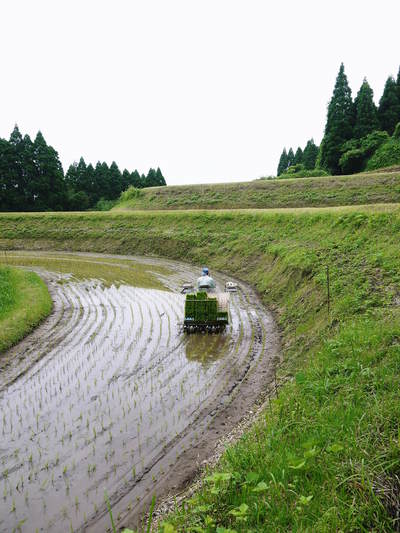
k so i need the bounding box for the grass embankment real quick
[0,264,52,353]
[114,170,400,211]
[0,208,400,530]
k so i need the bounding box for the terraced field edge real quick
[0,264,52,352]
[0,208,399,530]
[113,169,400,211]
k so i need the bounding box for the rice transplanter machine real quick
[183,267,230,333]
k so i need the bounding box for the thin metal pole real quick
[326,265,330,318]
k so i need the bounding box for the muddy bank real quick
[0,253,279,533]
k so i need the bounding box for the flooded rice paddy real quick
[0,252,278,532]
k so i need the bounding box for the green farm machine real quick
[183,291,229,333]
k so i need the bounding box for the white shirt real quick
[197,275,216,288]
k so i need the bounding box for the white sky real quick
[1,0,399,185]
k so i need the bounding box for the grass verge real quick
[0,207,399,530]
[0,265,52,353]
[113,170,400,211]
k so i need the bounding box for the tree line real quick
[0,125,166,211]
[277,64,400,176]
[65,158,165,210]
[277,139,319,177]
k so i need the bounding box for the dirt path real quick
[0,252,279,533]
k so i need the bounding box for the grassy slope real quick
[0,265,52,353]
[114,170,400,211]
[0,208,400,530]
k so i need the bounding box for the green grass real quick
[113,169,400,211]
[0,207,400,530]
[0,264,52,353]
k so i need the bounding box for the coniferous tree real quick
[84,164,95,205]
[302,139,319,170]
[155,167,166,186]
[287,148,295,168]
[10,127,34,210]
[65,158,90,206]
[95,162,113,203]
[0,137,16,210]
[93,162,105,204]
[6,125,26,209]
[293,147,303,165]
[0,123,166,211]
[31,131,66,210]
[277,148,288,176]
[378,76,400,135]
[353,79,379,139]
[145,168,157,187]
[65,162,79,189]
[22,134,37,209]
[320,63,354,174]
[397,66,400,100]
[108,161,122,198]
[130,170,142,188]
[121,169,131,191]
[66,158,99,207]
[76,157,88,192]
[0,139,8,210]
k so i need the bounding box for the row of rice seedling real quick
[0,255,270,532]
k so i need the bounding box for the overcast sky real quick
[1,1,399,185]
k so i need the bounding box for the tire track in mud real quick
[0,254,279,533]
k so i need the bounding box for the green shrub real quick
[95,198,118,211]
[366,137,400,170]
[393,122,400,140]
[119,186,144,202]
[278,166,329,179]
[339,148,365,174]
[285,163,306,174]
[339,131,389,174]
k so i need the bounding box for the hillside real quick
[0,205,400,530]
[114,168,400,211]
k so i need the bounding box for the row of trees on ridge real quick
[277,139,319,176]
[277,64,400,176]
[0,125,166,211]
[65,158,165,210]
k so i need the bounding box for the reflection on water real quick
[184,331,231,366]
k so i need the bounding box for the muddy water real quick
[0,253,278,533]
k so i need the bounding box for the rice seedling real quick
[0,252,252,532]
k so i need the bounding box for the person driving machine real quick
[197,267,216,290]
